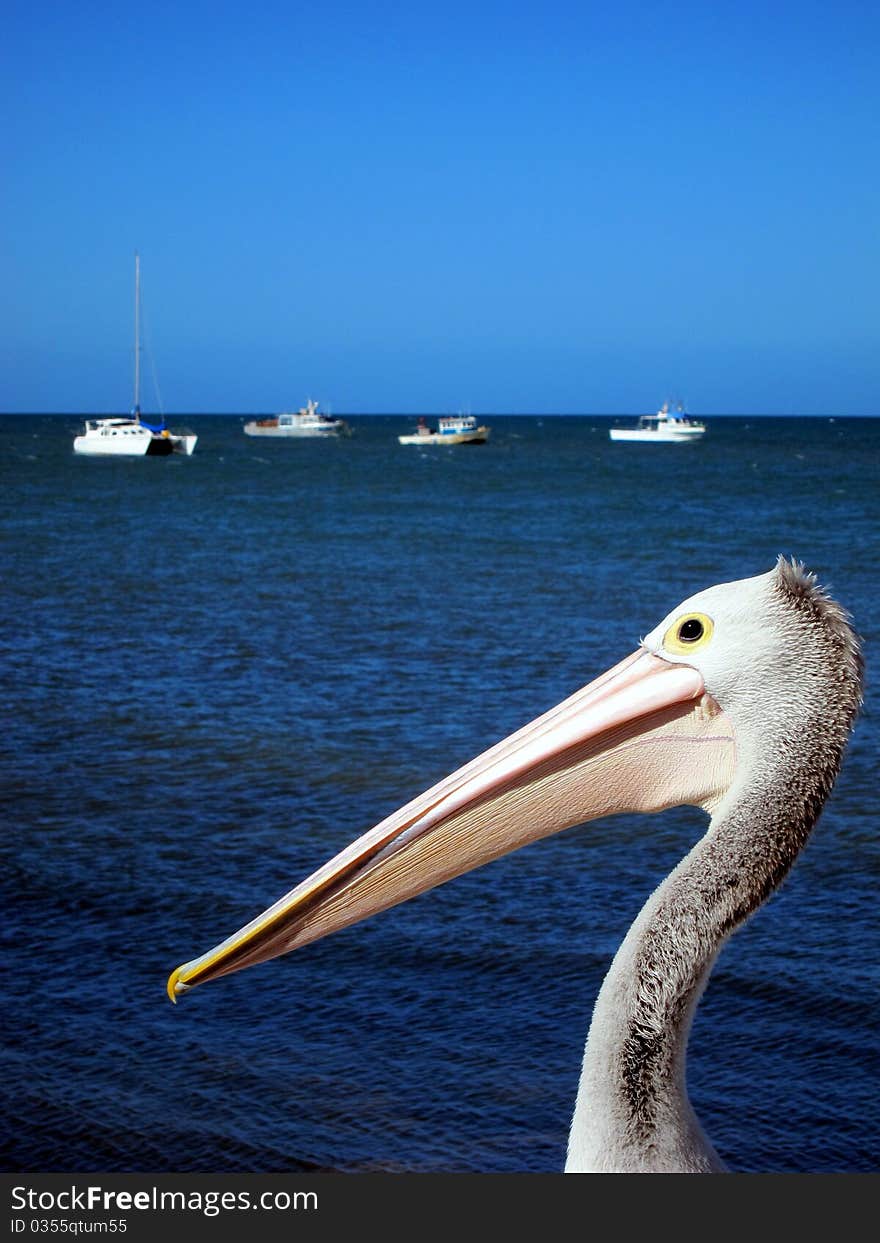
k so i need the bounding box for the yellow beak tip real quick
[167,965,187,1004]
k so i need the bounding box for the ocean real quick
[1,413,877,1174]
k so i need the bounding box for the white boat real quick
[609,402,705,443]
[73,254,197,457]
[74,416,196,457]
[243,399,349,438]
[398,414,491,445]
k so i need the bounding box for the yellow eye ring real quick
[663,611,714,655]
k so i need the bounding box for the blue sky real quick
[2,0,878,414]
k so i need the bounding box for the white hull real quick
[74,425,154,456]
[609,427,704,443]
[73,419,197,457]
[243,422,344,437]
[398,428,490,445]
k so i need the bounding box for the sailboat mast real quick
[133,252,141,418]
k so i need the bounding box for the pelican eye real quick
[679,618,704,642]
[664,611,714,655]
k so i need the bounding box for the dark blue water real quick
[1,414,877,1173]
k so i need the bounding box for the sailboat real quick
[73,254,197,457]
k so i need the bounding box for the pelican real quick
[168,559,862,1172]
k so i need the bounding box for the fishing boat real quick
[608,401,705,443]
[73,254,197,457]
[398,414,490,445]
[243,399,349,438]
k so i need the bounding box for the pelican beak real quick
[168,650,736,1001]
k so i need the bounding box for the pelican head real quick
[166,560,862,1171]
